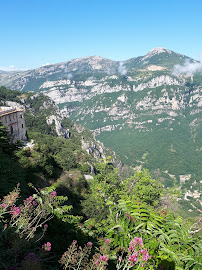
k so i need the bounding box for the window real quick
[10,126,13,134]
[22,124,24,128]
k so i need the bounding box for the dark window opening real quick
[22,124,23,128]
[10,126,13,134]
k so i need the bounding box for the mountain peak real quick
[142,47,172,61]
[148,47,171,54]
[72,55,109,62]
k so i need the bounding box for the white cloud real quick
[64,67,68,73]
[66,73,73,79]
[42,63,51,67]
[63,67,73,79]
[173,59,202,76]
[118,62,127,76]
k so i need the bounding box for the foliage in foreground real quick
[0,185,77,269]
[0,111,201,269]
[60,238,152,270]
[0,165,201,269]
[78,162,201,270]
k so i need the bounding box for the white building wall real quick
[0,108,27,142]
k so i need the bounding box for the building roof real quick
[0,107,24,117]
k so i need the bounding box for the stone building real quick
[0,106,27,143]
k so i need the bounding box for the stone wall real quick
[0,107,27,143]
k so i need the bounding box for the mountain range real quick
[0,47,202,192]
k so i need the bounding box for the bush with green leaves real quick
[122,170,163,207]
[79,163,201,270]
[81,158,122,222]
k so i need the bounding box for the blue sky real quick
[1,0,202,70]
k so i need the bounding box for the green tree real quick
[0,121,12,153]
[81,158,122,221]
[55,148,77,171]
[123,169,163,207]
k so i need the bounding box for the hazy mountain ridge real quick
[0,47,195,91]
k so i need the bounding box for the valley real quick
[1,48,201,185]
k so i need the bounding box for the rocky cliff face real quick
[1,48,202,187]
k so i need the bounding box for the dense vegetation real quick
[0,133,201,269]
[0,86,201,269]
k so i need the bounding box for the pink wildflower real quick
[140,249,149,261]
[1,203,7,208]
[44,224,48,229]
[10,206,20,216]
[141,262,146,267]
[87,242,93,246]
[24,196,33,206]
[32,201,37,206]
[73,240,77,244]
[99,255,108,262]
[42,242,51,251]
[128,237,143,251]
[50,191,57,198]
[105,239,111,244]
[119,256,123,262]
[134,237,143,247]
[128,252,139,263]
[95,260,99,265]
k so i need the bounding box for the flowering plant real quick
[116,237,150,269]
[60,237,151,270]
[42,241,52,252]
[59,240,93,269]
[8,186,59,240]
[0,184,20,219]
[60,238,111,270]
[0,184,73,241]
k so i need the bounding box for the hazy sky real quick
[1,0,202,70]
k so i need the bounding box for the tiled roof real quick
[0,108,24,117]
